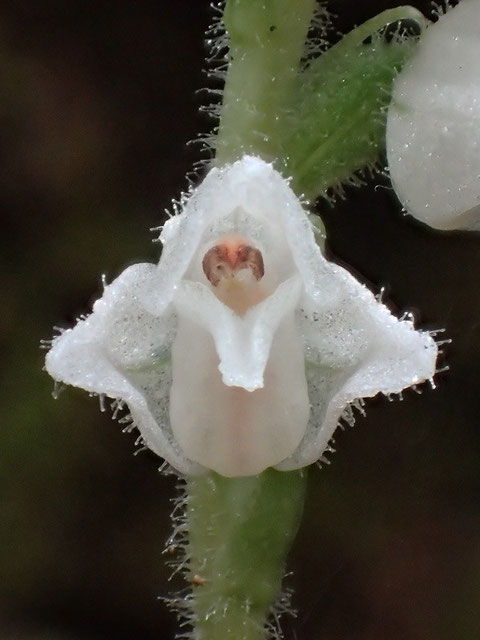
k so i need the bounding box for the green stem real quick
[186,469,307,640]
[215,0,316,165]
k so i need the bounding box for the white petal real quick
[387,0,480,230]
[276,268,437,470]
[169,305,309,477]
[45,263,202,475]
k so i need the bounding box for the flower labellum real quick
[387,0,480,231]
[46,156,438,477]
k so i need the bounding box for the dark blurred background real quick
[0,1,478,638]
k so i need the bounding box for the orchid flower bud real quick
[387,0,480,230]
[46,156,437,477]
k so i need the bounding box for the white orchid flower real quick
[46,156,437,477]
[387,0,480,231]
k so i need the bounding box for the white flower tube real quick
[387,0,480,230]
[46,156,438,477]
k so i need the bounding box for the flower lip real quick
[172,274,303,391]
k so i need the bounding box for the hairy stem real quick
[185,469,307,640]
[215,0,316,164]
